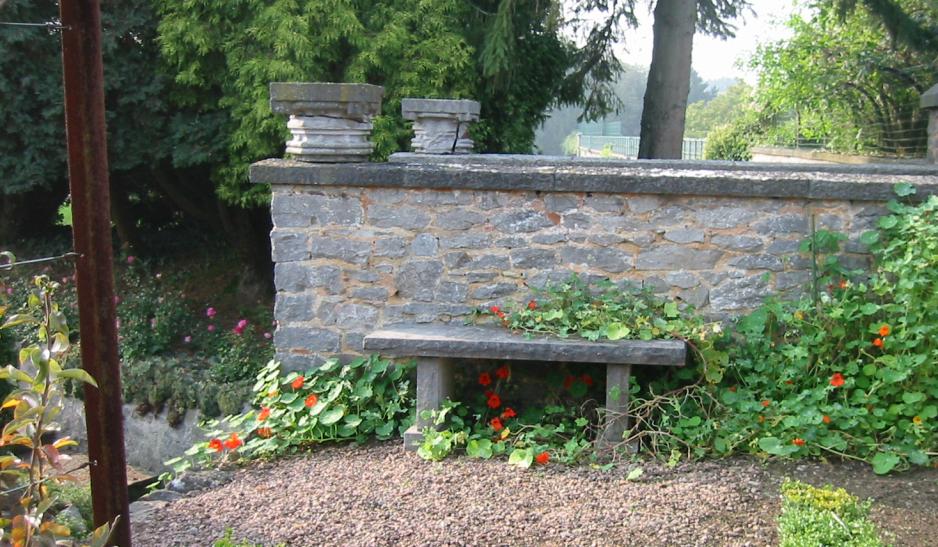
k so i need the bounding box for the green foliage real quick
[750,2,937,156]
[117,266,194,361]
[48,483,94,536]
[166,356,415,474]
[778,480,883,547]
[213,529,285,547]
[0,273,115,546]
[703,123,753,161]
[684,81,753,139]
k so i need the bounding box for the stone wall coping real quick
[401,98,481,120]
[269,82,384,117]
[921,83,938,109]
[250,153,938,202]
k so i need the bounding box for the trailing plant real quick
[416,362,598,467]
[778,479,883,547]
[0,267,116,546]
[166,356,415,474]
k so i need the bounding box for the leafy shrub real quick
[166,356,415,473]
[703,123,752,161]
[117,265,194,360]
[778,480,882,547]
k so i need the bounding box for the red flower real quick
[258,407,271,421]
[487,393,502,409]
[484,390,495,398]
[563,375,576,390]
[291,376,305,390]
[479,372,492,387]
[223,433,242,450]
[839,279,848,289]
[872,337,884,348]
[879,324,890,337]
[535,451,550,465]
[208,438,223,452]
[528,300,537,310]
[822,415,831,424]
[761,400,771,408]
[501,407,517,419]
[304,394,319,408]
[581,374,593,387]
[495,364,511,380]
[489,305,501,315]
[785,380,794,385]
[256,427,272,438]
[489,417,504,432]
[792,438,805,447]
[830,373,845,388]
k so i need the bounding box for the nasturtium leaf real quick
[871,452,900,475]
[466,439,493,459]
[894,183,915,197]
[507,447,534,469]
[901,392,924,404]
[319,406,345,426]
[859,231,879,246]
[626,467,644,481]
[859,303,879,315]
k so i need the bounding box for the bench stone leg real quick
[599,363,631,449]
[403,357,454,450]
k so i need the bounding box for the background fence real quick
[577,135,707,160]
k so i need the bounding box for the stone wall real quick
[252,154,938,371]
[929,110,937,164]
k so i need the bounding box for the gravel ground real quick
[130,442,937,546]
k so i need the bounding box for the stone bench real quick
[362,324,688,450]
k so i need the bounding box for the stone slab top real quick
[401,98,481,120]
[270,82,384,117]
[922,83,938,109]
[363,324,688,366]
[250,153,938,202]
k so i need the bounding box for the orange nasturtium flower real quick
[258,407,271,421]
[489,417,504,432]
[872,338,884,348]
[257,427,273,438]
[822,415,831,424]
[913,416,923,425]
[839,279,848,289]
[479,372,492,387]
[291,376,305,390]
[223,433,243,450]
[495,364,511,380]
[501,407,517,420]
[535,451,550,465]
[830,373,845,388]
[487,393,502,409]
[527,300,537,310]
[761,400,771,408]
[208,438,223,452]
[304,394,319,408]
[879,324,891,337]
[792,438,806,447]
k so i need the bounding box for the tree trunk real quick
[638,0,698,159]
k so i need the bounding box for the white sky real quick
[606,0,805,83]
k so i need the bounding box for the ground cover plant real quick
[777,479,883,547]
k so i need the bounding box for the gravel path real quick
[130,442,937,546]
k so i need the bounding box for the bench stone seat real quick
[362,324,688,450]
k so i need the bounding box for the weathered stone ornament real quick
[270,82,384,162]
[402,98,480,154]
[921,83,938,164]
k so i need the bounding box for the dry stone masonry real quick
[252,154,938,371]
[401,98,480,154]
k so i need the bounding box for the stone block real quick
[309,265,343,293]
[311,238,371,265]
[754,214,808,235]
[694,207,758,229]
[494,237,528,248]
[274,294,317,322]
[274,263,310,292]
[374,237,407,258]
[270,231,310,262]
[334,303,379,329]
[492,210,554,233]
[435,209,486,230]
[560,247,632,273]
[544,194,578,212]
[665,271,699,289]
[350,287,389,301]
[627,196,662,214]
[729,254,784,271]
[635,246,723,271]
[510,248,557,269]
[368,205,430,230]
[395,261,443,302]
[776,271,812,291]
[274,326,341,353]
[408,191,474,206]
[711,235,764,251]
[664,228,705,244]
[532,233,567,245]
[440,234,492,249]
[767,239,802,255]
[436,281,469,303]
[678,287,709,308]
[411,233,439,256]
[470,283,519,300]
[585,195,624,213]
[710,274,771,311]
[562,212,592,229]
[275,193,363,225]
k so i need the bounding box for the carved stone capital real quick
[402,98,480,154]
[270,82,384,162]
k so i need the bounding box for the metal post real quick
[59,1,131,545]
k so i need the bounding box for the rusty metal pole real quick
[59,0,132,545]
